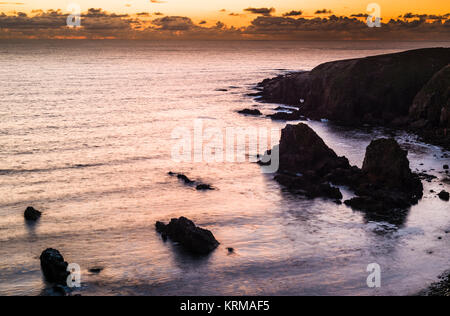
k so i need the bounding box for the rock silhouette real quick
[168,172,214,190]
[438,190,449,201]
[156,217,219,254]
[24,206,41,221]
[278,123,351,175]
[238,109,262,116]
[40,248,69,285]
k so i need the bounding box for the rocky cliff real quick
[256,48,450,148]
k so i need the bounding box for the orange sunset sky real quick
[2,1,449,24]
[0,0,449,40]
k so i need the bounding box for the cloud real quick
[152,16,194,31]
[244,15,450,40]
[136,12,151,17]
[351,13,369,18]
[0,9,137,39]
[0,9,448,41]
[315,9,332,14]
[283,10,303,17]
[244,7,275,16]
[401,12,450,20]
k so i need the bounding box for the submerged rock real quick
[168,172,213,190]
[438,190,450,201]
[177,174,195,184]
[267,110,305,121]
[238,109,262,116]
[40,248,69,285]
[417,173,437,182]
[89,267,104,274]
[24,206,41,221]
[156,217,219,255]
[196,184,214,191]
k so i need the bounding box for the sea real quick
[0,40,449,296]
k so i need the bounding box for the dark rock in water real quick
[267,110,305,121]
[344,138,423,213]
[156,217,219,255]
[444,165,449,170]
[246,92,262,97]
[168,172,214,190]
[418,173,437,182]
[168,171,194,184]
[52,285,69,296]
[238,109,262,116]
[89,267,103,274]
[215,88,228,92]
[40,248,69,285]
[177,174,195,184]
[361,138,423,196]
[227,247,235,254]
[345,191,411,213]
[274,106,298,111]
[24,206,41,221]
[345,196,410,225]
[196,184,214,191]
[438,190,450,201]
[278,123,350,175]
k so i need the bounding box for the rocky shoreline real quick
[421,272,450,296]
[253,48,450,150]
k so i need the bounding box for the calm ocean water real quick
[1,40,450,296]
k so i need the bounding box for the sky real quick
[0,0,449,40]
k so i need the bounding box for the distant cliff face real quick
[409,64,450,128]
[257,47,450,147]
